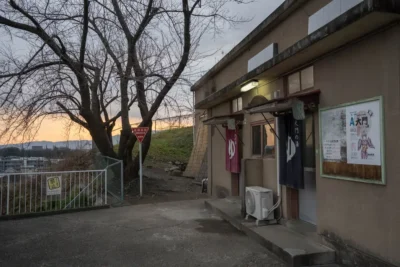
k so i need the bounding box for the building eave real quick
[195,0,400,110]
[190,0,307,92]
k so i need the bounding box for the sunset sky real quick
[31,114,193,142]
[30,116,143,142]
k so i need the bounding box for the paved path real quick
[0,200,285,267]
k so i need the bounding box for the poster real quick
[320,97,383,183]
[320,100,381,166]
[323,140,341,160]
[226,128,240,173]
[320,107,346,161]
[46,176,62,196]
[346,100,381,166]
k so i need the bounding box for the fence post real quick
[104,169,108,205]
[6,175,10,215]
[120,160,123,202]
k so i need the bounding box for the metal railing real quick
[0,170,107,216]
[92,154,123,204]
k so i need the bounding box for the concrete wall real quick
[208,102,232,197]
[262,159,278,193]
[244,159,263,187]
[314,24,400,265]
[207,77,282,197]
[194,0,331,104]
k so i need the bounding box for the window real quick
[288,72,300,94]
[252,125,262,155]
[287,66,314,95]
[232,97,243,113]
[301,66,314,90]
[252,122,276,157]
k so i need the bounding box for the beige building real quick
[192,0,400,266]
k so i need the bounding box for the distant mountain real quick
[0,140,93,150]
[1,136,122,150]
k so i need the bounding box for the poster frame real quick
[319,96,386,185]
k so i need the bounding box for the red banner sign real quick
[226,128,240,173]
[132,127,149,143]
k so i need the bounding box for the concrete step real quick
[205,198,336,267]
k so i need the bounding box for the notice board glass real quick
[319,96,385,185]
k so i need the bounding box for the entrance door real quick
[299,114,317,225]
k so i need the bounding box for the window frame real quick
[288,72,301,95]
[286,66,314,95]
[232,97,243,113]
[251,120,276,158]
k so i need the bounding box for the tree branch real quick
[111,0,133,39]
[79,0,90,68]
[56,101,89,129]
[0,61,64,79]
[90,19,123,74]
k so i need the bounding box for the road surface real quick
[0,199,285,267]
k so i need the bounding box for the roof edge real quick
[191,0,307,92]
[194,0,400,109]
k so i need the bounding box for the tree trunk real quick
[89,120,117,158]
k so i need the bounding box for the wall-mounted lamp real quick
[241,80,259,92]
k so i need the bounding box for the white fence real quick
[0,170,107,216]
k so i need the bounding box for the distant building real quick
[50,159,64,164]
[31,146,43,151]
[0,157,49,173]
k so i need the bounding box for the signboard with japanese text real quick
[132,127,149,143]
[320,97,384,184]
[323,140,341,160]
[346,100,381,166]
[132,127,150,196]
[320,106,346,162]
[46,176,62,196]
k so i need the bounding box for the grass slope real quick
[115,127,193,166]
[144,127,193,164]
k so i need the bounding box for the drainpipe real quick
[192,92,195,145]
[240,158,246,218]
[275,117,283,222]
[276,117,281,198]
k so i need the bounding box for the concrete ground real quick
[124,168,208,205]
[0,199,285,267]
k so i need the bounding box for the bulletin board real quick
[319,96,385,185]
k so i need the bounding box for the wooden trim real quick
[285,187,299,219]
[231,173,240,196]
[250,119,274,126]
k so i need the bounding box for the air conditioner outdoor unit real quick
[245,186,274,224]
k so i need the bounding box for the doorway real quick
[299,114,317,225]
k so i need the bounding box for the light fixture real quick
[241,80,258,92]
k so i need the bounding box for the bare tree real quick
[0,0,250,182]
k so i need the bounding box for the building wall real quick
[314,24,400,265]
[195,0,331,102]
[208,102,232,197]
[244,159,263,187]
[207,77,283,197]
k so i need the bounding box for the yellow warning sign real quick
[46,176,62,196]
